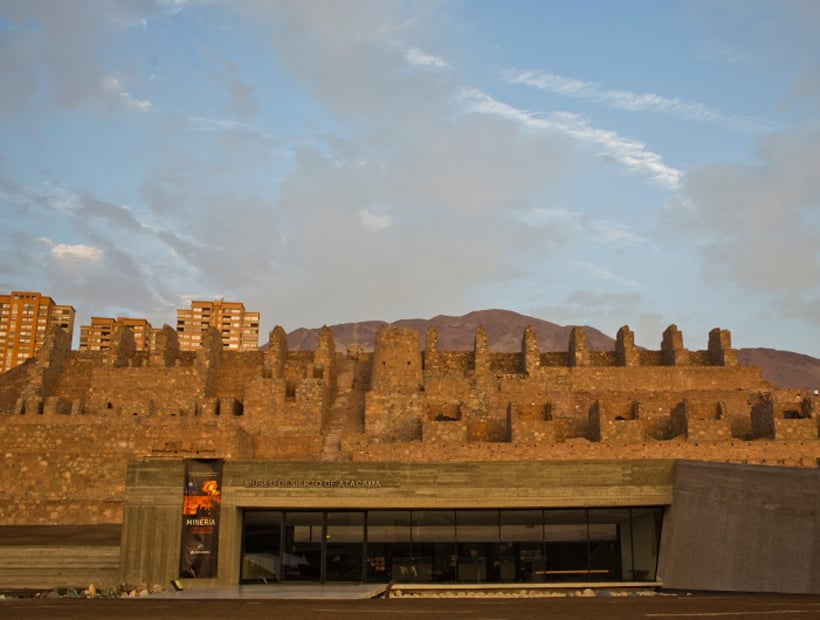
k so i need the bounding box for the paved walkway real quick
[150,581,661,600]
[152,583,388,599]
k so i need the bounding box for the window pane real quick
[241,510,282,583]
[588,508,630,581]
[367,511,411,543]
[500,510,545,582]
[500,509,543,542]
[409,510,456,582]
[284,512,322,582]
[456,510,499,583]
[326,512,364,582]
[367,511,411,583]
[543,509,589,581]
[626,507,663,581]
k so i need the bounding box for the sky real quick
[0,1,818,357]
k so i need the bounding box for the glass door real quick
[325,511,365,582]
[241,510,282,583]
[456,510,500,583]
[543,509,590,581]
[366,510,412,583]
[283,511,323,582]
[500,509,545,582]
[412,510,456,582]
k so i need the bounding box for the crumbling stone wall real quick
[751,393,818,440]
[0,419,253,525]
[671,399,732,440]
[1,320,818,527]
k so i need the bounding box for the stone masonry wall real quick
[0,322,818,527]
[0,420,253,525]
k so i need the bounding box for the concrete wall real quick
[121,458,675,587]
[658,460,820,594]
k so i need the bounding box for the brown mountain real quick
[738,348,820,392]
[282,309,820,392]
[285,308,615,353]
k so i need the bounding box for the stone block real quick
[423,418,467,443]
[773,419,818,440]
[44,397,72,415]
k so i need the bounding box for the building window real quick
[240,507,663,585]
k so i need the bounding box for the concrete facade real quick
[116,458,820,594]
[658,460,820,594]
[121,459,675,588]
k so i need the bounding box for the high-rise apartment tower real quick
[79,317,154,352]
[176,299,259,351]
[0,291,75,372]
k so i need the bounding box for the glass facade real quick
[241,507,663,584]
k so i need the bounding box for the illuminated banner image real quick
[179,458,223,578]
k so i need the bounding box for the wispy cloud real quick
[358,209,392,231]
[506,69,773,133]
[463,89,682,189]
[571,260,639,288]
[186,116,246,132]
[509,208,643,245]
[102,75,152,112]
[700,41,756,66]
[404,47,449,70]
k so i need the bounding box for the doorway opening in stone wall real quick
[239,507,664,585]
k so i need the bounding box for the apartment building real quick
[78,316,154,352]
[0,291,76,372]
[176,299,259,351]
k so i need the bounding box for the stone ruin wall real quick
[0,322,818,526]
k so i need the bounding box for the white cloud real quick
[102,75,152,112]
[37,236,103,263]
[101,75,121,91]
[50,243,103,262]
[120,92,152,112]
[463,89,682,189]
[358,209,391,231]
[507,69,773,133]
[405,47,449,69]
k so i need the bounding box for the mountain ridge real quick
[281,309,820,392]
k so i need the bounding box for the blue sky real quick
[1,0,818,356]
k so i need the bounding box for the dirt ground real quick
[3,594,820,620]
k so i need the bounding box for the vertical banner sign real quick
[179,458,223,578]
